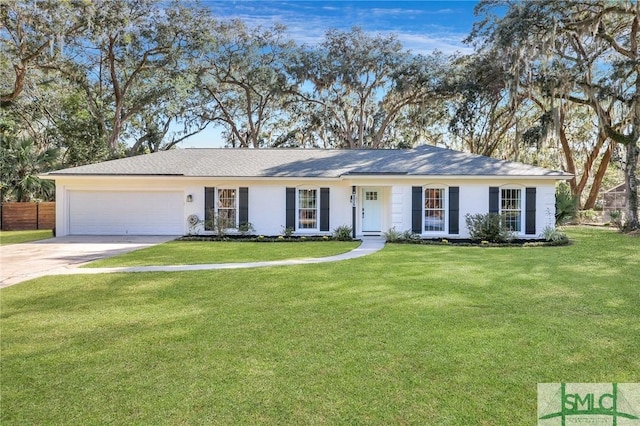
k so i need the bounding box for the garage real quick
[68,191,184,235]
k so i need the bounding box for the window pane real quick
[299,189,317,209]
[424,188,445,232]
[501,189,521,232]
[218,189,236,208]
[218,189,236,228]
[298,189,317,229]
[298,209,317,229]
[504,211,521,232]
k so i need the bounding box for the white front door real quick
[362,188,382,232]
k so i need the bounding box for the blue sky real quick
[202,1,477,54]
[183,1,479,148]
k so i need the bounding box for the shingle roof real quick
[45,145,569,178]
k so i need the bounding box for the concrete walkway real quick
[2,238,386,286]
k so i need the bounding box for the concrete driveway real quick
[0,235,178,288]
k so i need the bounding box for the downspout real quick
[351,186,357,239]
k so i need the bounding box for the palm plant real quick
[555,182,578,225]
[1,137,58,202]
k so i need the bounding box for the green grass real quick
[1,227,638,425]
[85,240,360,267]
[0,229,53,245]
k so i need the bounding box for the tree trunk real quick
[625,141,639,230]
[557,107,578,193]
[583,143,612,209]
[575,130,607,201]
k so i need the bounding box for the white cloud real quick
[204,1,472,54]
[395,33,473,55]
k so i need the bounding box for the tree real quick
[127,73,210,154]
[0,135,57,202]
[0,0,91,107]
[2,1,110,169]
[53,91,110,167]
[288,28,446,149]
[520,97,612,210]
[444,52,522,157]
[472,0,640,229]
[198,21,297,148]
[53,0,214,154]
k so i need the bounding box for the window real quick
[424,188,445,232]
[298,189,317,229]
[501,188,521,232]
[217,189,237,229]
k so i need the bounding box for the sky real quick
[183,0,479,148]
[203,0,477,55]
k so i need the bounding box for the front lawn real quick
[85,240,360,267]
[0,229,52,245]
[1,227,638,424]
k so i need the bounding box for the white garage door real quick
[68,191,184,235]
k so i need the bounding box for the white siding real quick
[539,185,557,232]
[384,180,557,239]
[391,185,406,230]
[52,176,559,238]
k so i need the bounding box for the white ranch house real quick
[42,145,571,238]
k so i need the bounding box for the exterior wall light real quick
[186,194,193,202]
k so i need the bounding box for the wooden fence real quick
[0,202,56,231]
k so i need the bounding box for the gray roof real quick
[45,145,569,178]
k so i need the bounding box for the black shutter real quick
[286,187,296,230]
[412,186,422,234]
[320,187,330,232]
[449,186,459,234]
[204,187,215,231]
[239,187,249,224]
[525,187,536,235]
[489,187,499,214]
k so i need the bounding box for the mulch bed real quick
[178,234,569,247]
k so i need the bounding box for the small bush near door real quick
[332,225,353,241]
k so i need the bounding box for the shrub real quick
[382,227,399,242]
[238,222,255,236]
[401,230,421,241]
[464,213,514,243]
[578,209,598,224]
[382,227,403,242]
[206,209,229,237]
[555,182,578,225]
[609,210,625,231]
[281,226,294,238]
[333,225,353,241]
[539,226,568,242]
[383,228,420,243]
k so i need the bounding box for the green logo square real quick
[538,383,640,425]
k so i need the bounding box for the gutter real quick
[40,173,573,181]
